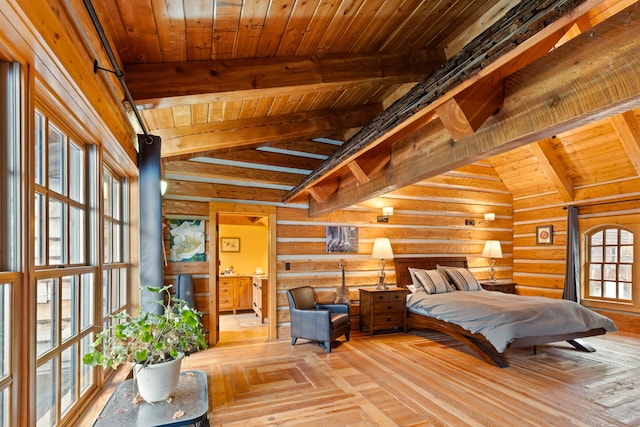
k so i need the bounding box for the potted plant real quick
[83,285,207,402]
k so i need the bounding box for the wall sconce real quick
[160,180,168,196]
[484,212,495,221]
[377,206,393,223]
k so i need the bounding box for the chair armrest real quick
[316,303,349,314]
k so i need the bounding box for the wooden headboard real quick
[393,256,469,289]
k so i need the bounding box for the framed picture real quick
[168,219,206,262]
[326,226,358,253]
[536,225,553,244]
[220,237,240,252]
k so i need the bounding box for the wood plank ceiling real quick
[91,0,640,214]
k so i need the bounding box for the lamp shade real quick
[482,240,503,258]
[372,237,394,259]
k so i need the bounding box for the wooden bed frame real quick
[393,256,607,368]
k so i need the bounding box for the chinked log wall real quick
[162,161,512,339]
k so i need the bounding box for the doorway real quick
[218,214,269,343]
[208,202,277,346]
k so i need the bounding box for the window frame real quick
[582,221,639,313]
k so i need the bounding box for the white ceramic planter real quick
[133,353,184,402]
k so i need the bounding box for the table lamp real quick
[482,240,503,284]
[372,238,394,289]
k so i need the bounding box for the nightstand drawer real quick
[372,291,405,303]
[372,301,404,312]
[373,312,403,326]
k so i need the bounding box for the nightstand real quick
[481,282,516,294]
[359,287,408,335]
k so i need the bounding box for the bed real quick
[393,256,617,368]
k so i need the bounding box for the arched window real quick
[586,227,634,301]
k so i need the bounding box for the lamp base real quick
[376,270,387,289]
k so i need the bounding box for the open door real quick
[208,202,277,345]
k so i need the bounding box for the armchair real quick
[286,286,350,353]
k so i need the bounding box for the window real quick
[33,109,98,426]
[586,227,634,301]
[101,166,128,367]
[0,61,20,427]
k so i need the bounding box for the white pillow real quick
[409,268,453,294]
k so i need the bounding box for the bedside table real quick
[481,282,516,294]
[359,287,408,335]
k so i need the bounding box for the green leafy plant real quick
[83,285,207,369]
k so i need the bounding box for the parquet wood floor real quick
[77,331,640,426]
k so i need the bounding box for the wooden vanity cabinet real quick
[219,276,253,314]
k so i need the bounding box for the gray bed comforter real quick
[406,290,617,352]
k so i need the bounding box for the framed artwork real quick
[220,237,241,252]
[536,225,553,244]
[326,226,358,253]
[169,219,206,262]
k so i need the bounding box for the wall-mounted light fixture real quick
[160,180,168,196]
[484,212,495,221]
[377,206,394,223]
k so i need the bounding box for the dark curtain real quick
[563,205,579,302]
[138,134,164,314]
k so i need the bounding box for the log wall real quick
[162,161,512,339]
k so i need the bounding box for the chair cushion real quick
[289,287,317,309]
[330,313,349,329]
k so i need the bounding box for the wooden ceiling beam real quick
[435,76,504,140]
[308,178,340,203]
[307,4,640,215]
[163,160,305,187]
[126,49,446,109]
[158,104,382,157]
[284,0,601,203]
[529,138,574,202]
[346,161,369,184]
[610,110,640,175]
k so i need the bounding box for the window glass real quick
[48,199,65,265]
[60,344,77,416]
[61,276,77,342]
[0,386,9,427]
[34,193,45,266]
[34,111,45,186]
[0,284,9,378]
[69,207,84,264]
[48,124,64,195]
[120,268,127,308]
[36,279,57,356]
[68,142,83,203]
[36,358,57,427]
[79,335,92,394]
[80,273,93,330]
[102,270,109,319]
[103,221,111,264]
